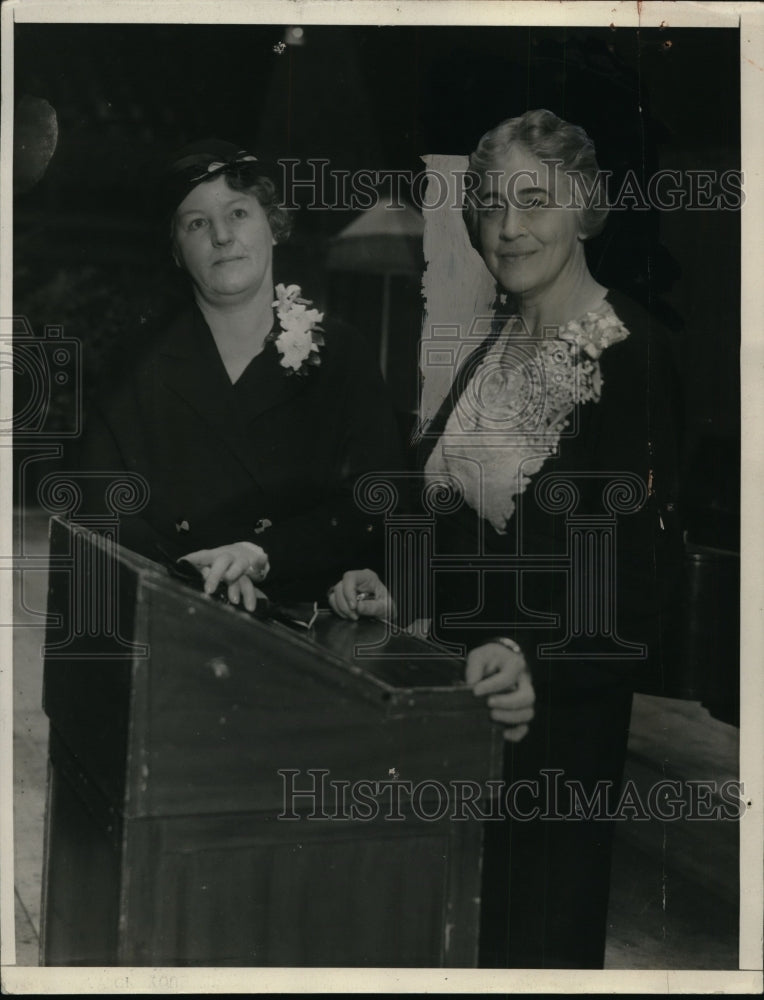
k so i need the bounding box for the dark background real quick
[13,22,740,549]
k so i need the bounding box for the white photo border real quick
[1,1,762,994]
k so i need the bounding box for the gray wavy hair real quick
[463,108,609,249]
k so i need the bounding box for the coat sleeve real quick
[69,391,190,564]
[534,306,685,687]
[431,303,685,688]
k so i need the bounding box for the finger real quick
[340,574,361,613]
[227,580,242,606]
[356,598,388,620]
[218,547,249,583]
[488,692,535,716]
[244,546,270,583]
[465,648,499,686]
[472,654,527,698]
[489,705,535,726]
[473,668,522,698]
[250,557,270,583]
[328,585,356,621]
[503,724,530,743]
[342,569,383,609]
[486,671,535,710]
[487,689,535,713]
[180,549,210,566]
[205,554,233,595]
[334,582,359,621]
[349,567,378,588]
[467,651,517,692]
[341,570,373,612]
[223,556,250,583]
[403,618,429,640]
[238,576,258,613]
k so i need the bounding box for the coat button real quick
[176,519,190,533]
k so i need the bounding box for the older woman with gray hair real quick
[332,109,684,967]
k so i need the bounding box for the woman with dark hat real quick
[74,139,402,607]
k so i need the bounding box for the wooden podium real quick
[40,518,502,967]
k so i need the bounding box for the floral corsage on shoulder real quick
[269,283,325,376]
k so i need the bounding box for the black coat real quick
[419,290,686,968]
[73,304,403,602]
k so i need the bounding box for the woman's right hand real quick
[328,569,395,622]
[180,541,270,612]
[466,641,535,742]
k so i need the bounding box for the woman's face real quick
[477,145,584,299]
[172,176,274,305]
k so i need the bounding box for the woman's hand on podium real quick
[328,569,396,622]
[466,641,535,742]
[180,542,270,612]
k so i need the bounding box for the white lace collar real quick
[424,298,630,534]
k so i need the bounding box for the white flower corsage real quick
[269,283,325,376]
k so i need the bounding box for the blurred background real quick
[13,22,740,719]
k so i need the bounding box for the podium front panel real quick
[41,518,502,967]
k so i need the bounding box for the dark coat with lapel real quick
[73,304,403,602]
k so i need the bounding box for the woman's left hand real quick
[466,641,535,742]
[327,568,395,622]
[180,542,270,612]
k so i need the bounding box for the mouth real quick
[213,256,247,266]
[498,250,537,260]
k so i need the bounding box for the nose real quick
[499,205,527,240]
[210,218,233,247]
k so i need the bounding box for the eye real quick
[231,207,249,219]
[187,217,207,232]
[481,201,505,216]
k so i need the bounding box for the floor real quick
[8,509,740,968]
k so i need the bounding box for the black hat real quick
[158,138,279,219]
